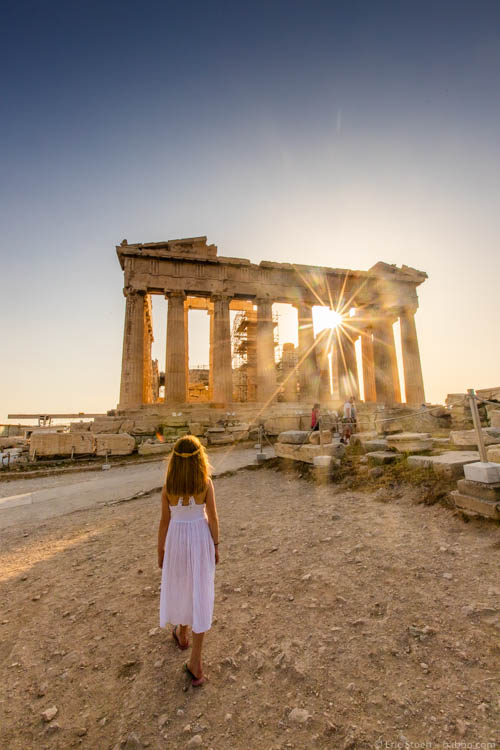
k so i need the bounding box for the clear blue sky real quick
[2,0,499,418]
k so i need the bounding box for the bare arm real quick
[205,479,220,564]
[157,485,171,569]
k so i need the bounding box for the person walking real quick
[158,435,219,686]
[311,403,321,431]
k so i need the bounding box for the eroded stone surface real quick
[407,451,480,478]
[275,441,345,464]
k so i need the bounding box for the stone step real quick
[457,478,500,502]
[450,490,500,520]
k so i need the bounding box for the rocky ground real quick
[1,461,499,750]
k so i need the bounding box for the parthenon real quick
[116,236,426,410]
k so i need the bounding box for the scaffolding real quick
[231,308,280,401]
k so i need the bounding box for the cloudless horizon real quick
[2,0,500,420]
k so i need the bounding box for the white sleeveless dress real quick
[159,496,215,634]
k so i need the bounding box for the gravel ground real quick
[1,464,499,750]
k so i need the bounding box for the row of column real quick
[119,291,425,408]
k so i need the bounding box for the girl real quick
[158,435,219,686]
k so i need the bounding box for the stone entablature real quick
[116,236,427,410]
[117,236,425,313]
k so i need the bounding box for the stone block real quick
[308,430,332,445]
[188,422,207,436]
[69,421,91,432]
[350,431,378,446]
[227,423,250,433]
[0,437,27,449]
[131,416,163,435]
[363,439,389,452]
[463,462,500,484]
[275,441,346,464]
[163,426,189,440]
[229,430,249,442]
[30,432,96,459]
[407,451,479,478]
[207,432,234,445]
[277,430,310,444]
[138,442,173,456]
[487,446,500,464]
[450,428,500,448]
[366,451,400,465]
[91,418,123,434]
[164,416,188,427]
[386,432,433,453]
[119,419,135,433]
[457,478,500,502]
[313,455,333,468]
[94,433,135,456]
[490,411,500,429]
[450,490,500,520]
[264,415,302,434]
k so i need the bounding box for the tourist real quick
[311,403,321,431]
[158,435,219,687]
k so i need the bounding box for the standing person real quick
[349,396,357,433]
[158,435,219,687]
[341,397,353,443]
[311,403,321,431]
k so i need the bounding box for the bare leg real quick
[177,624,189,648]
[187,631,205,678]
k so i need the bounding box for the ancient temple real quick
[116,236,426,410]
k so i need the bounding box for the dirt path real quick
[0,465,498,750]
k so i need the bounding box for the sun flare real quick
[313,306,343,335]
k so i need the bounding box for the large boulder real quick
[94,433,135,456]
[30,432,95,459]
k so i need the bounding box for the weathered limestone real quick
[386,432,433,453]
[407,451,480,478]
[119,290,146,409]
[275,441,346,464]
[452,478,500,519]
[30,433,95,459]
[296,303,316,401]
[116,237,427,409]
[264,415,302,435]
[95,434,135,456]
[91,418,124,434]
[138,441,173,456]
[308,429,332,445]
[361,330,377,402]
[450,428,500,448]
[373,318,401,404]
[165,292,187,404]
[256,299,277,403]
[212,294,232,404]
[400,307,425,404]
[278,430,310,444]
[487,445,500,463]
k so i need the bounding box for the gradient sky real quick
[2,0,500,420]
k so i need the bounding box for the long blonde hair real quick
[166,435,211,496]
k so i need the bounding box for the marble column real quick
[212,294,233,403]
[316,330,332,403]
[142,293,154,404]
[165,291,187,404]
[373,317,401,404]
[361,329,377,402]
[344,334,360,400]
[118,289,146,409]
[256,298,277,403]
[208,301,214,401]
[281,343,297,401]
[296,303,316,402]
[400,308,425,404]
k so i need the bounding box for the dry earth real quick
[1,464,499,750]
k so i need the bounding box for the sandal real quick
[183,662,207,687]
[172,626,189,651]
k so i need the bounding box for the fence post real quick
[467,388,488,463]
